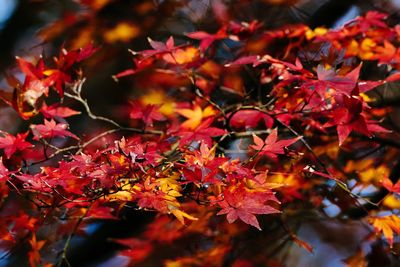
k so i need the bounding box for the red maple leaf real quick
[182,162,226,186]
[40,102,81,118]
[324,95,389,145]
[217,185,280,230]
[113,238,153,263]
[43,44,98,96]
[224,55,260,67]
[15,173,49,192]
[131,36,180,59]
[129,101,165,127]
[0,132,33,158]
[313,64,382,96]
[250,129,301,159]
[0,157,14,181]
[16,57,46,81]
[382,177,400,194]
[87,205,117,220]
[30,119,79,140]
[4,58,51,119]
[315,64,359,96]
[229,20,262,35]
[116,137,161,165]
[353,11,389,31]
[112,57,154,80]
[176,118,226,147]
[229,110,273,129]
[187,28,227,51]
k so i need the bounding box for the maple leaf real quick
[176,105,216,130]
[73,43,98,63]
[382,177,400,194]
[229,110,273,129]
[157,173,182,198]
[182,166,223,186]
[87,205,117,220]
[13,213,38,232]
[386,72,400,83]
[170,209,199,225]
[343,250,367,267]
[162,46,200,65]
[324,95,389,145]
[53,43,98,69]
[310,64,381,97]
[129,101,165,127]
[176,118,226,147]
[131,36,180,59]
[15,57,46,81]
[40,102,81,118]
[113,238,153,263]
[0,157,13,181]
[41,69,72,97]
[112,57,154,80]
[224,55,260,67]
[316,64,359,96]
[136,175,199,225]
[42,44,97,96]
[354,11,389,31]
[136,189,196,225]
[184,141,217,166]
[229,20,262,35]
[116,137,162,166]
[40,164,90,194]
[368,215,400,247]
[28,234,46,267]
[15,173,50,191]
[30,119,79,140]
[187,28,228,51]
[0,132,33,158]
[1,65,49,119]
[250,129,301,159]
[217,185,280,230]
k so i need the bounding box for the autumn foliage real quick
[0,1,400,266]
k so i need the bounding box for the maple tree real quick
[0,0,400,266]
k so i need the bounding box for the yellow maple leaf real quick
[344,160,389,184]
[107,178,138,201]
[170,209,198,225]
[140,90,176,116]
[157,173,182,198]
[359,166,389,184]
[383,194,400,209]
[176,105,215,129]
[369,215,400,247]
[268,173,300,188]
[359,38,377,60]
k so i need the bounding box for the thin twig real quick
[57,202,93,267]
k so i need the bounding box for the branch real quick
[65,79,163,135]
[57,202,93,267]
